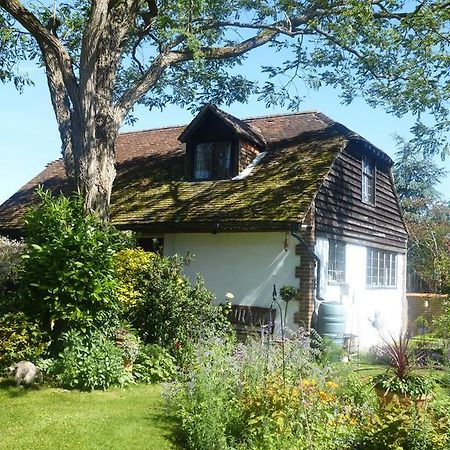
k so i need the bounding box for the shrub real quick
[115,248,230,359]
[49,329,131,390]
[0,236,24,297]
[133,344,177,384]
[353,404,450,450]
[19,189,128,348]
[0,311,48,369]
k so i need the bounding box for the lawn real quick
[0,383,180,450]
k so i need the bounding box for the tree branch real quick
[0,0,79,114]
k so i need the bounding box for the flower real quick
[174,340,182,350]
[225,292,235,300]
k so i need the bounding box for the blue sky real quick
[1,50,449,205]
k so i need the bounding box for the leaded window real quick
[367,248,397,288]
[328,240,346,283]
[193,141,232,180]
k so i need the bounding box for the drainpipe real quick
[290,228,325,303]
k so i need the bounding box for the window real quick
[367,248,397,288]
[193,141,232,180]
[362,155,375,204]
[328,240,345,283]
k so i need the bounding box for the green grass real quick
[0,383,180,450]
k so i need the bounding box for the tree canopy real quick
[1,0,450,218]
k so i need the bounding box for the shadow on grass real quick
[146,410,185,449]
[0,378,43,397]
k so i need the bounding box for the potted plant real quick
[115,328,140,372]
[372,333,434,408]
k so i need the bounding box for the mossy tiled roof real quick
[0,111,354,233]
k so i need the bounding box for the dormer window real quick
[194,141,232,180]
[179,105,266,182]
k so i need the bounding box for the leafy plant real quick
[0,312,48,369]
[114,327,140,362]
[0,236,24,296]
[353,404,450,450]
[114,248,231,361]
[19,189,129,350]
[49,329,131,390]
[279,285,297,303]
[373,333,434,400]
[133,344,177,384]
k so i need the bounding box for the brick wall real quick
[293,210,316,329]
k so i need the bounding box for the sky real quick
[1,49,449,205]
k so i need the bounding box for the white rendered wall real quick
[315,235,406,350]
[164,232,299,330]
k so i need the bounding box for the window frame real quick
[366,248,397,288]
[192,140,233,180]
[362,155,376,205]
[327,240,346,284]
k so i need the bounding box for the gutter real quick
[290,228,326,303]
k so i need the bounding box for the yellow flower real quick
[326,381,338,389]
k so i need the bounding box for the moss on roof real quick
[0,111,351,233]
[110,130,347,231]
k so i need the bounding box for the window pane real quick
[367,248,397,288]
[328,240,345,282]
[194,143,213,179]
[362,156,375,204]
[215,142,231,178]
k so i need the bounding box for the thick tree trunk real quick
[72,112,119,222]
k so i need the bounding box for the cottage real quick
[0,105,408,349]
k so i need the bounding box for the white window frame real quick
[328,240,346,284]
[367,248,397,288]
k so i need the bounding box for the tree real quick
[1,1,450,220]
[394,136,447,220]
[394,139,449,293]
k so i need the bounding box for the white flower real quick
[225,292,234,300]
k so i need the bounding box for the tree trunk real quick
[72,113,118,222]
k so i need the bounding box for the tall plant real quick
[20,189,127,349]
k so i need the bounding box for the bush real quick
[19,189,128,348]
[353,404,450,450]
[133,344,177,384]
[48,329,131,390]
[0,311,48,369]
[115,248,230,359]
[0,236,24,298]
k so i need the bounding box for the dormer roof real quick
[178,104,266,148]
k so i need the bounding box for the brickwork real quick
[293,210,316,329]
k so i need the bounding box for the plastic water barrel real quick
[316,301,346,344]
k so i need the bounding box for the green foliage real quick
[0,311,47,369]
[279,285,297,303]
[48,329,131,391]
[133,344,177,384]
[353,404,450,450]
[19,189,127,345]
[0,236,24,296]
[168,335,366,450]
[3,1,450,156]
[114,248,230,359]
